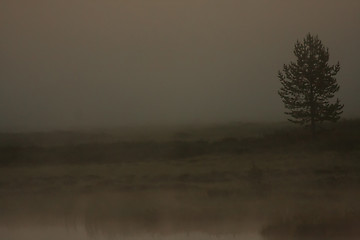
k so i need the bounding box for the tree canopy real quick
[278,34,343,135]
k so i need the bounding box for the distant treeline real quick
[0,138,245,165]
[1,120,359,166]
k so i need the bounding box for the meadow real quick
[1,120,360,239]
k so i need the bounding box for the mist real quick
[2,2,360,238]
[1,0,359,131]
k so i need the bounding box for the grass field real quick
[1,120,360,239]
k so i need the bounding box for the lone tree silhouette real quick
[278,34,343,136]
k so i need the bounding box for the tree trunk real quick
[310,85,316,137]
[311,118,316,137]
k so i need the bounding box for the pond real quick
[0,223,263,240]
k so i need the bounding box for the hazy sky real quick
[1,0,359,130]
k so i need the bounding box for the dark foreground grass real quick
[0,120,360,238]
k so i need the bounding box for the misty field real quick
[1,120,360,239]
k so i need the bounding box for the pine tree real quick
[278,34,343,136]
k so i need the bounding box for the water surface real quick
[0,223,263,240]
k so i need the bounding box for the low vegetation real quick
[0,120,359,238]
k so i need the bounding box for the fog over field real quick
[1,0,360,131]
[1,1,360,240]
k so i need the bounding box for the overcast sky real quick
[1,0,359,130]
